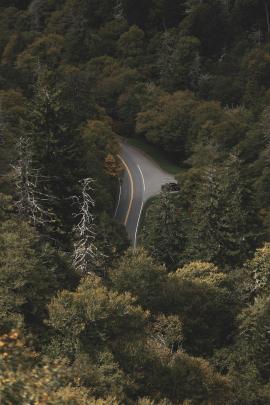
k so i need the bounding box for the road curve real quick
[114,142,175,248]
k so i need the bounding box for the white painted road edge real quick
[114,178,122,219]
[117,154,134,225]
[134,164,145,249]
[137,164,146,192]
[134,200,144,249]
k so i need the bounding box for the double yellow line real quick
[117,154,134,225]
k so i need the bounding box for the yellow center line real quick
[117,154,134,225]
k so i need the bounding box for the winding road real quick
[114,142,175,248]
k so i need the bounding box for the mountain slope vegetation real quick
[1,0,270,403]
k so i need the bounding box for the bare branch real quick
[72,178,99,275]
[113,0,125,20]
[12,136,55,226]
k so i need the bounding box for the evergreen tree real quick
[142,192,187,269]
[0,219,69,333]
[2,0,270,401]
[180,0,228,56]
[158,31,200,91]
[188,155,262,267]
[26,72,89,235]
[117,25,145,68]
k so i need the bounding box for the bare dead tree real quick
[72,178,98,275]
[12,136,55,226]
[113,0,125,20]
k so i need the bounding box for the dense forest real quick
[1,0,270,403]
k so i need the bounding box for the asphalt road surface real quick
[114,142,175,248]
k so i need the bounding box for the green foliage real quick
[238,296,270,378]
[95,214,129,267]
[214,293,270,404]
[175,261,226,286]
[117,25,145,68]
[180,0,228,56]
[97,19,129,56]
[110,248,167,312]
[0,330,104,404]
[165,261,234,355]
[117,82,148,134]
[133,338,232,403]
[16,34,64,72]
[231,0,269,34]
[1,0,270,401]
[148,314,183,353]
[187,155,262,267]
[147,0,185,29]
[141,193,187,269]
[242,47,270,110]
[136,90,198,157]
[0,89,27,180]
[85,55,139,115]
[244,243,270,298]
[25,82,85,233]
[0,7,30,60]
[70,351,128,400]
[160,350,231,403]
[188,102,253,165]
[47,274,148,358]
[0,219,70,332]
[158,32,200,91]
[23,72,118,241]
[55,64,97,126]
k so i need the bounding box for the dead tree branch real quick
[12,136,55,226]
[72,178,98,275]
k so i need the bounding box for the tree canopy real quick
[1,0,270,402]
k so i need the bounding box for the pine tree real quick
[142,192,187,269]
[187,166,222,264]
[220,154,262,265]
[188,155,262,267]
[158,32,200,91]
[27,71,87,234]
